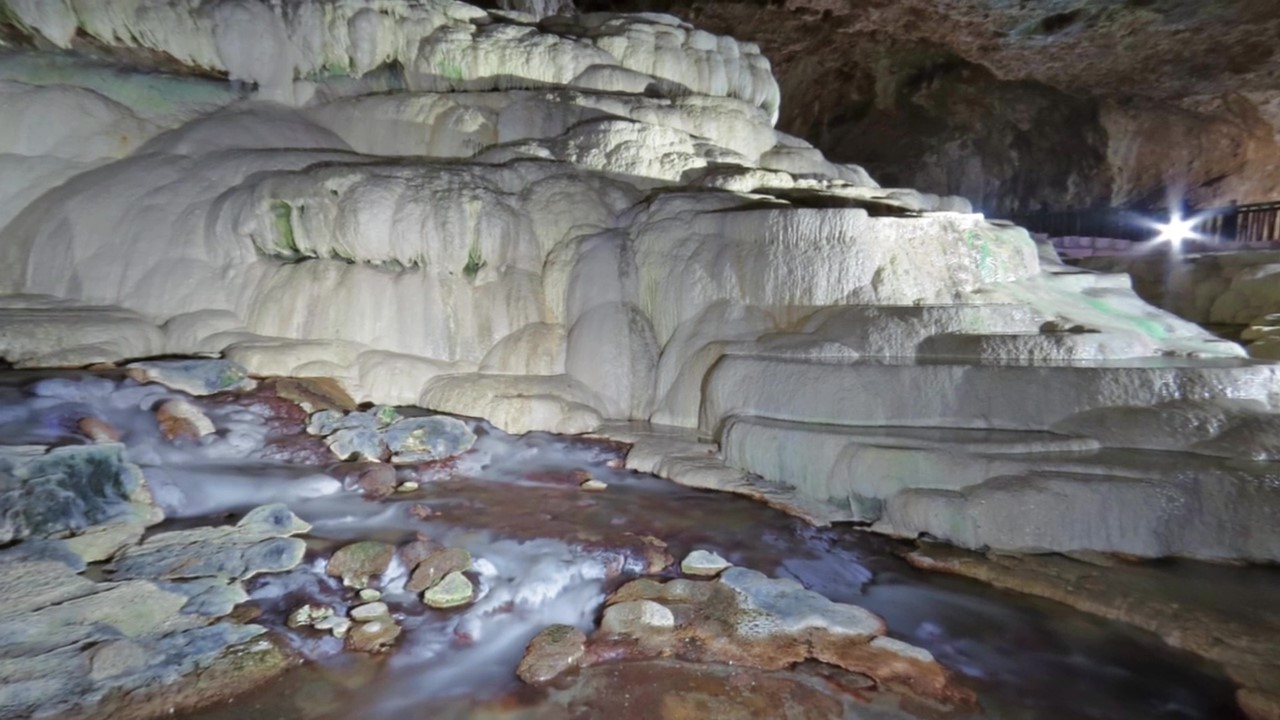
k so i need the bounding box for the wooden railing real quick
[1196,201,1280,244]
[1013,201,1280,244]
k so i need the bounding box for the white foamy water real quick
[246,529,609,718]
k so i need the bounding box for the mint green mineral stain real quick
[1082,295,1169,339]
[963,229,998,282]
[270,201,296,253]
[463,240,487,280]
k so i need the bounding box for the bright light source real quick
[1152,213,1203,247]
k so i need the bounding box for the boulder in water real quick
[517,624,587,685]
[383,415,477,464]
[421,572,474,609]
[326,541,394,589]
[406,548,472,593]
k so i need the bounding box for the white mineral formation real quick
[1,0,1278,561]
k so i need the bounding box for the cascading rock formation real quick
[3,0,1280,560]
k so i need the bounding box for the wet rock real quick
[307,409,349,436]
[636,535,673,574]
[126,359,255,396]
[271,377,357,413]
[717,567,884,637]
[0,444,158,545]
[532,659,861,719]
[347,463,397,500]
[110,504,310,582]
[307,406,399,436]
[326,541,394,589]
[0,551,289,719]
[680,549,732,577]
[155,399,215,441]
[349,602,390,622]
[314,615,352,639]
[396,481,420,492]
[421,572,474,609]
[568,468,608,492]
[409,503,439,519]
[169,580,249,617]
[287,604,333,629]
[517,624,587,685]
[600,600,675,634]
[406,547,472,593]
[236,503,314,536]
[324,426,387,462]
[62,518,152,563]
[383,415,476,463]
[371,405,400,427]
[589,568,975,711]
[345,618,401,653]
[358,588,382,603]
[78,416,122,443]
[398,537,441,571]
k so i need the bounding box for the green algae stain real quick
[963,229,999,283]
[463,240,487,280]
[270,201,297,254]
[1081,295,1169,340]
[438,58,465,83]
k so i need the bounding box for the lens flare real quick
[1152,213,1203,247]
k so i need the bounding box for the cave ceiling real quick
[578,0,1280,214]
[580,0,1279,99]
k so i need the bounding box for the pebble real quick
[396,481,420,493]
[422,572,474,609]
[346,618,401,653]
[600,600,675,634]
[314,615,352,639]
[349,602,390,622]
[680,549,733,577]
[155,399,216,441]
[580,478,608,492]
[287,603,333,629]
[78,416,122,443]
[358,588,382,602]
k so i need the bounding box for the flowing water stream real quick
[0,371,1248,720]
